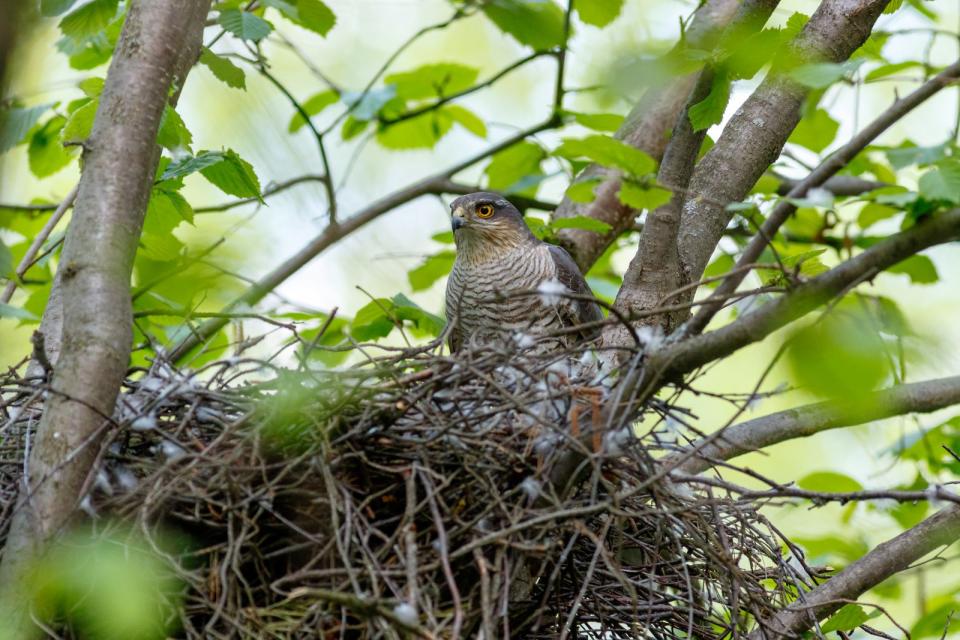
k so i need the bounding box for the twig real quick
[1,184,78,304]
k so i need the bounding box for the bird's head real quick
[449,192,535,257]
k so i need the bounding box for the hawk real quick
[444,192,604,353]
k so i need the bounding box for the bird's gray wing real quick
[547,244,604,342]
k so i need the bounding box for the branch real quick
[676,0,892,297]
[748,505,960,639]
[551,0,755,271]
[668,375,960,474]
[379,51,552,127]
[603,70,715,348]
[685,58,960,336]
[775,174,887,197]
[194,173,326,212]
[0,185,78,303]
[0,2,212,636]
[656,207,960,379]
[167,119,559,363]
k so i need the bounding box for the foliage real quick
[1,0,959,637]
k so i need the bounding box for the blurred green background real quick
[1,0,959,635]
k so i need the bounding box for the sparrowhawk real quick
[444,192,603,353]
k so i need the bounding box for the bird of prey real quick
[444,192,604,353]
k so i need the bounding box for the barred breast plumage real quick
[444,192,603,353]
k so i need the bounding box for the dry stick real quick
[0,2,213,637]
[748,505,960,639]
[667,374,960,475]
[684,58,960,336]
[167,119,558,363]
[0,184,78,304]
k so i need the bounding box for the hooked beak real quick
[451,208,466,232]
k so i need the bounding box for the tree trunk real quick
[0,2,212,635]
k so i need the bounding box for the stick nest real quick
[1,340,809,639]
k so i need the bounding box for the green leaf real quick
[820,605,870,633]
[564,177,601,203]
[722,27,790,80]
[565,110,624,132]
[482,0,566,50]
[140,231,184,262]
[857,202,898,230]
[906,0,938,20]
[703,254,735,287]
[550,216,612,234]
[199,149,262,198]
[144,188,194,237]
[199,49,247,90]
[912,602,960,639]
[784,207,823,237]
[287,89,338,132]
[0,302,38,321]
[29,531,182,640]
[445,105,486,138]
[390,293,444,337]
[554,135,656,176]
[688,71,731,132]
[865,60,924,82]
[788,59,863,88]
[787,308,889,398]
[59,0,119,40]
[384,63,480,101]
[758,248,828,283]
[798,471,864,493]
[218,10,273,41]
[351,300,395,340]
[885,140,948,169]
[485,142,545,194]
[0,238,11,276]
[918,159,960,203]
[78,76,105,97]
[887,254,938,284]
[794,534,868,563]
[0,103,55,154]
[156,106,193,151]
[342,85,397,121]
[408,251,456,291]
[42,0,80,17]
[788,108,839,153]
[60,99,98,145]
[376,109,460,150]
[351,294,444,341]
[28,116,78,178]
[340,116,368,140]
[617,180,672,210]
[59,19,121,70]
[264,0,336,36]
[574,0,623,27]
[161,151,227,181]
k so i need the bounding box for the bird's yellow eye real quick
[476,203,495,218]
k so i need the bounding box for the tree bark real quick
[0,1,212,635]
[551,0,749,271]
[676,0,891,289]
[669,375,960,474]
